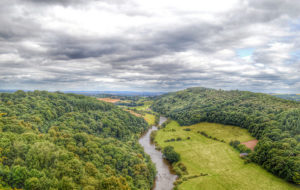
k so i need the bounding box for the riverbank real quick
[139,117,177,190]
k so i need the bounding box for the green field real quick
[123,100,157,126]
[186,122,255,143]
[144,113,156,126]
[133,100,153,111]
[155,121,299,190]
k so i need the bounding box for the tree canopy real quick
[0,90,156,190]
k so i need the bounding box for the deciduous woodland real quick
[152,87,300,184]
[0,88,299,190]
[0,91,155,190]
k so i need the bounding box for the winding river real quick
[139,117,177,190]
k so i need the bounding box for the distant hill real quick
[79,91,166,96]
[0,89,166,97]
[272,94,300,101]
[152,87,300,184]
[0,89,18,93]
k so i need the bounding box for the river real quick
[139,116,177,190]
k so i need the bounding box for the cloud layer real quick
[0,0,300,92]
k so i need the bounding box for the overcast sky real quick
[0,0,300,93]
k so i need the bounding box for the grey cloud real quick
[0,0,300,92]
[23,0,90,6]
[22,76,92,84]
[249,0,300,17]
[23,0,129,7]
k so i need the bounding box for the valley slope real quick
[152,87,300,185]
[0,91,155,190]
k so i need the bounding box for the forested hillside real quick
[152,87,300,184]
[0,90,155,190]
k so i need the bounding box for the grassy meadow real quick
[123,100,157,126]
[116,98,157,126]
[133,100,153,111]
[187,122,255,143]
[155,121,299,190]
[144,113,156,126]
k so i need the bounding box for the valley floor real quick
[155,121,299,190]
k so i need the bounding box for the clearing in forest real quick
[143,113,156,126]
[241,139,258,150]
[124,109,142,117]
[154,121,298,190]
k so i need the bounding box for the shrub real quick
[229,140,240,148]
[150,131,157,142]
[163,146,180,163]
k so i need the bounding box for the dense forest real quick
[0,91,155,190]
[152,87,300,184]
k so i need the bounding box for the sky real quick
[0,0,300,93]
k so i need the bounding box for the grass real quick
[144,113,156,126]
[133,100,153,111]
[122,100,157,126]
[123,108,156,126]
[185,122,255,143]
[155,121,299,190]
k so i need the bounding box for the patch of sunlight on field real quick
[155,121,299,190]
[144,113,156,126]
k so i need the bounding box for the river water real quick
[139,117,177,190]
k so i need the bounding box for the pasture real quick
[155,121,299,190]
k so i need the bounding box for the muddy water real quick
[139,117,177,190]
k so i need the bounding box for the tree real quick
[163,146,180,163]
[25,177,40,190]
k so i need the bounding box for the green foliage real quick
[25,177,40,190]
[229,140,241,147]
[150,131,157,142]
[229,140,251,153]
[173,162,188,177]
[160,118,172,128]
[0,91,155,189]
[152,87,300,184]
[163,146,180,163]
[198,131,225,143]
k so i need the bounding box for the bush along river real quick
[139,116,177,190]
